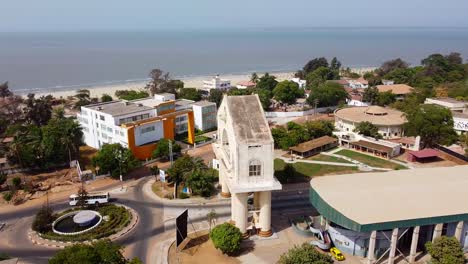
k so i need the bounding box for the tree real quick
[377,58,409,77]
[302,57,329,75]
[354,121,382,139]
[115,90,149,101]
[145,69,174,95]
[253,88,272,110]
[101,94,113,102]
[185,170,216,197]
[362,87,379,104]
[329,57,341,80]
[32,204,54,233]
[250,72,259,83]
[167,155,207,185]
[210,223,242,255]
[279,243,333,264]
[208,89,224,106]
[425,236,465,264]
[256,73,278,91]
[74,89,93,109]
[0,82,12,98]
[273,81,304,104]
[12,177,21,188]
[0,171,6,186]
[306,82,348,107]
[404,104,458,147]
[52,107,65,120]
[377,91,396,106]
[206,209,217,232]
[178,88,202,101]
[49,240,140,264]
[76,185,88,207]
[24,94,53,126]
[151,138,181,160]
[305,67,330,89]
[92,144,140,178]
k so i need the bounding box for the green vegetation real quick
[274,158,358,182]
[2,191,13,202]
[101,93,113,102]
[0,172,6,186]
[404,104,458,147]
[115,90,149,101]
[40,204,132,242]
[178,88,202,101]
[425,236,465,264]
[336,149,406,170]
[273,80,304,104]
[279,243,333,264]
[74,89,98,109]
[353,121,382,139]
[185,170,218,197]
[32,204,55,233]
[145,69,183,95]
[362,87,396,106]
[307,154,351,164]
[208,89,224,106]
[271,120,334,150]
[151,139,181,160]
[92,143,140,178]
[306,82,348,107]
[49,240,142,264]
[210,223,242,255]
[0,253,10,261]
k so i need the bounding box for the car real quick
[330,247,345,261]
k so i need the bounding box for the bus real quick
[69,192,110,206]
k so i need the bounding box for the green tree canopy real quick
[145,69,174,95]
[185,170,217,197]
[92,144,140,178]
[273,81,304,104]
[210,223,243,255]
[425,236,465,264]
[256,73,278,91]
[271,120,334,150]
[279,243,333,264]
[24,94,53,126]
[306,82,348,107]
[208,89,224,106]
[167,155,207,185]
[362,86,379,104]
[252,88,272,110]
[404,104,458,147]
[302,57,329,76]
[101,94,113,102]
[151,138,181,160]
[305,66,331,89]
[377,58,409,77]
[49,240,141,264]
[354,121,382,139]
[32,204,54,233]
[0,82,12,98]
[115,90,149,101]
[178,88,202,101]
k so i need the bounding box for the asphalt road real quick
[0,177,313,263]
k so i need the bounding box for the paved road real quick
[0,177,313,263]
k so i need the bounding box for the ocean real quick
[1,28,468,93]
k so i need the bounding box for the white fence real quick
[265,106,337,118]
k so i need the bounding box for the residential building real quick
[424,98,468,134]
[192,101,217,131]
[382,79,395,85]
[291,78,307,89]
[348,78,368,89]
[334,106,407,139]
[203,75,231,90]
[376,84,413,100]
[77,94,195,160]
[237,81,256,89]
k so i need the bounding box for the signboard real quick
[159,170,166,182]
[176,209,188,247]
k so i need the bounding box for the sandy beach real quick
[26,67,376,99]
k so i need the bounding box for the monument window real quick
[249,160,262,176]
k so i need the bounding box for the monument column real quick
[455,221,464,242]
[232,192,249,238]
[258,191,272,237]
[219,163,231,198]
[409,226,420,263]
[432,223,443,242]
[367,230,377,264]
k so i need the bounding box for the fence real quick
[265,106,337,118]
[434,145,468,162]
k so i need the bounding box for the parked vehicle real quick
[69,192,110,206]
[330,247,345,261]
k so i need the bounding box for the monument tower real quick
[213,95,282,238]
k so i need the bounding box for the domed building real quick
[334,106,407,139]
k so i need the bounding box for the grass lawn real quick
[274,158,358,182]
[307,154,352,164]
[336,149,406,170]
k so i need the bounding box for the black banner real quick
[176,209,188,247]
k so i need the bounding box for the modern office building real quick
[310,165,468,263]
[77,93,195,160]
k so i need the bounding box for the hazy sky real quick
[2,0,468,32]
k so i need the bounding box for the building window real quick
[141,126,155,134]
[100,115,105,121]
[249,160,262,177]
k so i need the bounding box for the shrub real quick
[12,177,21,188]
[2,191,13,201]
[0,172,6,186]
[185,171,215,197]
[150,165,159,176]
[279,243,333,264]
[32,205,55,233]
[164,193,174,199]
[0,253,10,261]
[178,192,189,199]
[210,223,242,255]
[425,236,465,264]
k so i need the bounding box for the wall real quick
[134,121,164,146]
[335,118,404,139]
[264,106,337,118]
[454,116,468,133]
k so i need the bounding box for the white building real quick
[348,78,369,89]
[425,98,468,134]
[291,78,307,89]
[237,81,256,89]
[203,75,231,90]
[213,95,282,238]
[192,101,217,131]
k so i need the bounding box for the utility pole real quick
[314,98,319,117]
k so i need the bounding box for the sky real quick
[2,0,468,32]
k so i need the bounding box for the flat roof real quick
[193,100,216,107]
[289,136,337,153]
[310,165,468,232]
[335,106,406,126]
[226,95,272,144]
[85,101,153,116]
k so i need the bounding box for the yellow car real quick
[330,247,345,261]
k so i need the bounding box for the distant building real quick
[192,101,217,131]
[334,106,407,139]
[347,78,368,89]
[424,98,468,134]
[236,81,256,89]
[203,75,231,90]
[291,78,307,89]
[77,94,197,160]
[382,79,395,85]
[376,84,413,100]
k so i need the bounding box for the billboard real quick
[176,209,188,247]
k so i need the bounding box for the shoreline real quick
[16,67,376,99]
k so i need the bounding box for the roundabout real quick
[52,210,102,235]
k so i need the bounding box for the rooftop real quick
[226,95,273,144]
[335,106,406,126]
[85,101,153,116]
[289,136,337,153]
[408,148,439,158]
[376,84,413,95]
[310,165,468,232]
[193,100,216,107]
[351,140,394,153]
[426,97,466,105]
